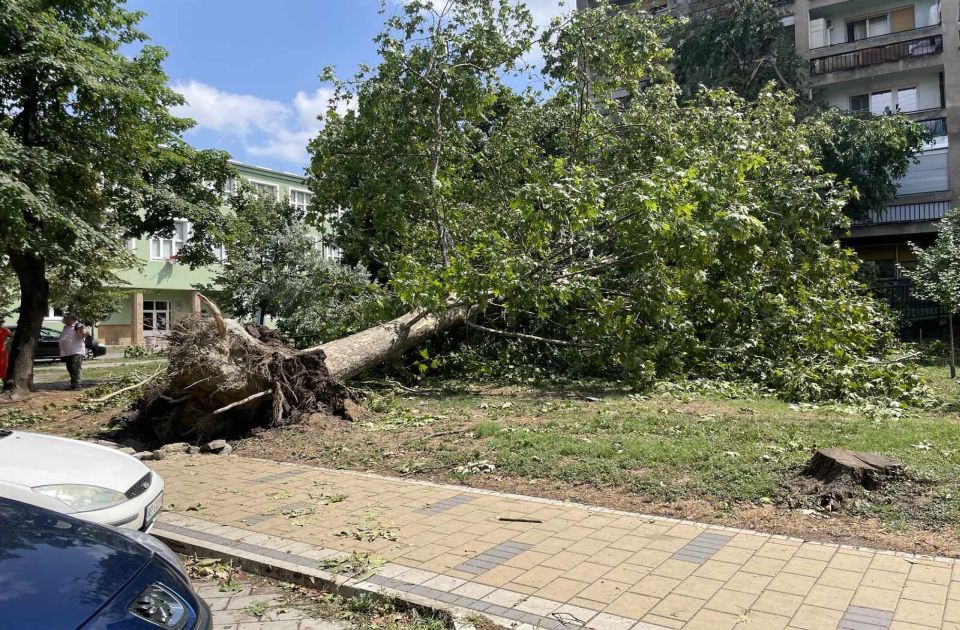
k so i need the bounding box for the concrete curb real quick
[155,523,480,630]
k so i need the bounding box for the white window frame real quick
[247,179,280,201]
[150,220,190,261]
[211,243,227,263]
[288,187,313,213]
[895,86,919,112]
[142,300,172,335]
[44,307,65,320]
[849,84,921,115]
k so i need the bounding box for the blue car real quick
[0,496,210,629]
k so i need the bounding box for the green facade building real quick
[92,161,333,348]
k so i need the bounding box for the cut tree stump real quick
[801,447,905,510]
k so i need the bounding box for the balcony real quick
[852,200,949,227]
[811,34,943,76]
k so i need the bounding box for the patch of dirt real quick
[0,388,119,438]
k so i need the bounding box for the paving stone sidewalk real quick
[195,579,349,630]
[150,455,960,630]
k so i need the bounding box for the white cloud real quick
[171,81,338,166]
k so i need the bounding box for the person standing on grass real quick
[0,319,10,384]
[59,314,88,391]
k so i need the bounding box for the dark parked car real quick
[2,325,106,361]
[0,496,210,630]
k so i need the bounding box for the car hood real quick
[0,431,147,491]
[0,497,152,628]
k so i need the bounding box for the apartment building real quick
[94,161,337,347]
[581,0,955,330]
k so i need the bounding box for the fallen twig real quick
[87,365,163,403]
[425,429,472,439]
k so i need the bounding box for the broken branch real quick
[211,390,270,415]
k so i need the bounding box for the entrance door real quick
[142,300,171,336]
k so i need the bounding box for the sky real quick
[127,0,570,175]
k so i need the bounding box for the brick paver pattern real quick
[195,579,350,630]
[150,455,960,630]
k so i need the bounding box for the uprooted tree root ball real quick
[129,315,350,443]
[120,293,465,444]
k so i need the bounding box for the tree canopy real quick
[905,209,960,315]
[0,0,231,389]
[197,188,393,342]
[308,0,918,402]
[671,0,929,221]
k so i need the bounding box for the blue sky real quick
[128,0,567,175]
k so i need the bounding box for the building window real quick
[289,189,312,213]
[848,15,890,41]
[851,87,920,115]
[223,178,238,196]
[323,243,343,262]
[897,87,918,112]
[150,220,189,260]
[850,93,870,112]
[45,307,64,320]
[142,300,171,333]
[249,180,279,200]
[870,90,892,115]
[211,243,227,263]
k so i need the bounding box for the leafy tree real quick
[198,189,394,342]
[307,0,917,402]
[0,0,231,391]
[0,258,16,320]
[904,208,960,377]
[673,0,804,100]
[671,0,929,221]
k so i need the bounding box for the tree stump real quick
[801,448,904,510]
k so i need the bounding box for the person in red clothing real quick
[0,319,10,384]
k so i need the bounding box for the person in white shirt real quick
[59,314,88,390]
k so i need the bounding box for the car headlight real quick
[119,528,187,577]
[129,583,188,629]
[33,484,128,512]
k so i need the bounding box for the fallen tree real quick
[132,296,465,442]
[129,2,927,442]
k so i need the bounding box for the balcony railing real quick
[870,279,947,321]
[810,35,943,75]
[852,200,950,226]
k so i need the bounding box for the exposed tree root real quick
[129,317,349,443]
[126,299,465,444]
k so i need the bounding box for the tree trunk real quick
[950,313,956,380]
[131,300,467,443]
[4,251,48,393]
[304,307,467,380]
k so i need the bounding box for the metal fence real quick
[852,200,950,226]
[811,35,943,75]
[870,280,947,321]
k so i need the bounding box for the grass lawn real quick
[33,357,167,384]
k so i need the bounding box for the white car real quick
[0,430,165,531]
